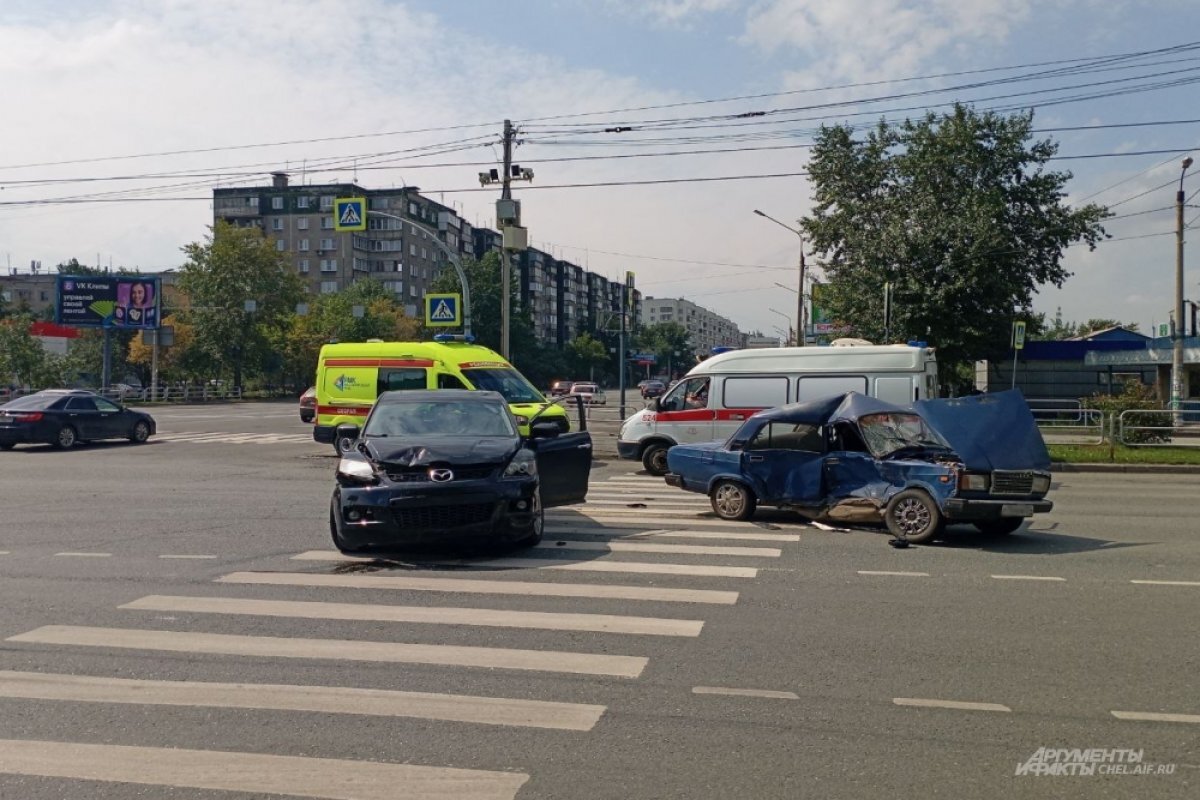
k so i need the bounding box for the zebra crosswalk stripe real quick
[0,738,529,800]
[0,670,606,731]
[6,625,649,678]
[120,594,705,637]
[290,550,758,578]
[215,571,740,605]
[532,540,781,558]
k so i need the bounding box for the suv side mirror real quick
[650,397,661,412]
[336,423,359,445]
[530,421,560,439]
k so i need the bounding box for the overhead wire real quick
[515,41,1200,124]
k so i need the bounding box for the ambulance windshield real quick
[461,368,544,404]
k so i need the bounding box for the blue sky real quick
[2,0,1199,337]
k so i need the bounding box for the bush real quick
[1086,380,1170,444]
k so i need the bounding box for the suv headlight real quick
[337,457,378,485]
[1032,475,1051,494]
[503,450,538,478]
[958,472,990,492]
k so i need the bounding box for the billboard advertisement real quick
[56,275,161,329]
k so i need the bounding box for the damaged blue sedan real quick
[664,390,1052,543]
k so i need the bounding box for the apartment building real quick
[213,173,474,318]
[212,174,642,346]
[641,296,744,356]
[2,267,182,319]
[0,270,57,315]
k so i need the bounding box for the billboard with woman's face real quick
[56,275,161,329]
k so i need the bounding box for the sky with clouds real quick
[2,0,1199,336]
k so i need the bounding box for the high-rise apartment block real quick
[212,175,747,349]
[642,296,745,356]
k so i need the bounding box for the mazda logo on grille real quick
[429,468,454,483]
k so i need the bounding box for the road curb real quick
[1051,462,1200,474]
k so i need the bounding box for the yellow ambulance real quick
[312,340,571,453]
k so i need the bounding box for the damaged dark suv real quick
[330,390,592,552]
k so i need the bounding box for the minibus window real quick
[723,376,788,408]
[797,375,867,401]
[378,368,427,393]
[438,373,468,389]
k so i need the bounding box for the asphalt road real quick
[0,400,1196,799]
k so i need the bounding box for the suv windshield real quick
[364,400,516,438]
[857,412,951,459]
[461,368,544,404]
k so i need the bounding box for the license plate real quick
[1001,504,1034,517]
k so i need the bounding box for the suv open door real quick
[529,395,592,506]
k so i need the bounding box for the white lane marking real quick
[548,511,782,530]
[0,551,9,555]
[857,570,929,577]
[1131,580,1200,587]
[216,571,739,605]
[560,506,711,516]
[1111,711,1200,724]
[583,500,712,511]
[550,527,801,543]
[290,550,757,578]
[0,738,528,800]
[0,670,604,731]
[692,686,799,700]
[54,552,112,558]
[893,697,1011,712]
[485,557,758,578]
[158,554,218,560]
[991,574,1066,582]
[121,595,704,638]
[535,540,781,558]
[7,626,648,678]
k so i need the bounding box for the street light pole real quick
[370,211,472,338]
[755,209,806,346]
[769,307,794,345]
[1173,157,1192,420]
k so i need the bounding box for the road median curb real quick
[1052,462,1200,474]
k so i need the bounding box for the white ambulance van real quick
[617,344,939,475]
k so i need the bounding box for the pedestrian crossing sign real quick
[333,197,367,231]
[425,293,462,327]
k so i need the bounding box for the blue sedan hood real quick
[915,391,1050,472]
[672,439,727,454]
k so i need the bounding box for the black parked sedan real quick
[0,390,156,450]
[330,389,591,552]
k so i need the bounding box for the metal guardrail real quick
[1034,407,1106,446]
[1117,409,1200,448]
[4,385,247,405]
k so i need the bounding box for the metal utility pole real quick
[624,277,633,419]
[797,241,806,345]
[754,210,806,346]
[500,119,514,359]
[477,119,532,359]
[1172,157,1192,421]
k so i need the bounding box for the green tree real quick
[634,322,692,376]
[0,315,64,388]
[427,252,563,385]
[178,221,304,388]
[801,103,1110,378]
[281,279,421,387]
[566,333,609,382]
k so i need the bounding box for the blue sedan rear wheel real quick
[710,480,756,521]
